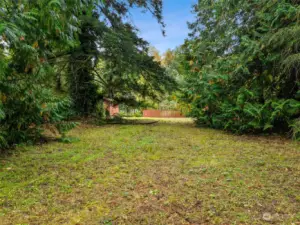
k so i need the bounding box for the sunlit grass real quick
[0,119,299,224]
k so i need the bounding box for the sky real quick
[129,0,197,54]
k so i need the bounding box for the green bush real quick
[178,0,300,138]
[119,111,143,117]
[291,119,300,141]
[0,0,81,148]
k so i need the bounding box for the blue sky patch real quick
[129,0,196,53]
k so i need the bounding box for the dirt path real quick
[0,119,299,224]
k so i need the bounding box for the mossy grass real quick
[0,118,299,224]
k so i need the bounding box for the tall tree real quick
[178,0,300,138]
[0,0,172,147]
[68,11,104,115]
[67,0,175,115]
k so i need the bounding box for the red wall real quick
[143,110,185,118]
[104,100,119,116]
[108,104,119,116]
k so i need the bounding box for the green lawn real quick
[0,119,299,224]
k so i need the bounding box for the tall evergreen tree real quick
[67,0,175,115]
[68,11,104,115]
[0,0,171,148]
[178,0,300,138]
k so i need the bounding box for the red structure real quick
[104,99,119,116]
[143,110,185,118]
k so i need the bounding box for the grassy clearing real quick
[0,118,299,224]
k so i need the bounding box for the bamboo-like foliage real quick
[0,0,84,147]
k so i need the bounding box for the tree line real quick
[1,0,299,149]
[0,0,175,148]
[172,0,300,139]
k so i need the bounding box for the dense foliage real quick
[3,0,298,149]
[178,0,300,139]
[0,0,173,148]
[0,0,82,147]
[67,1,174,115]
